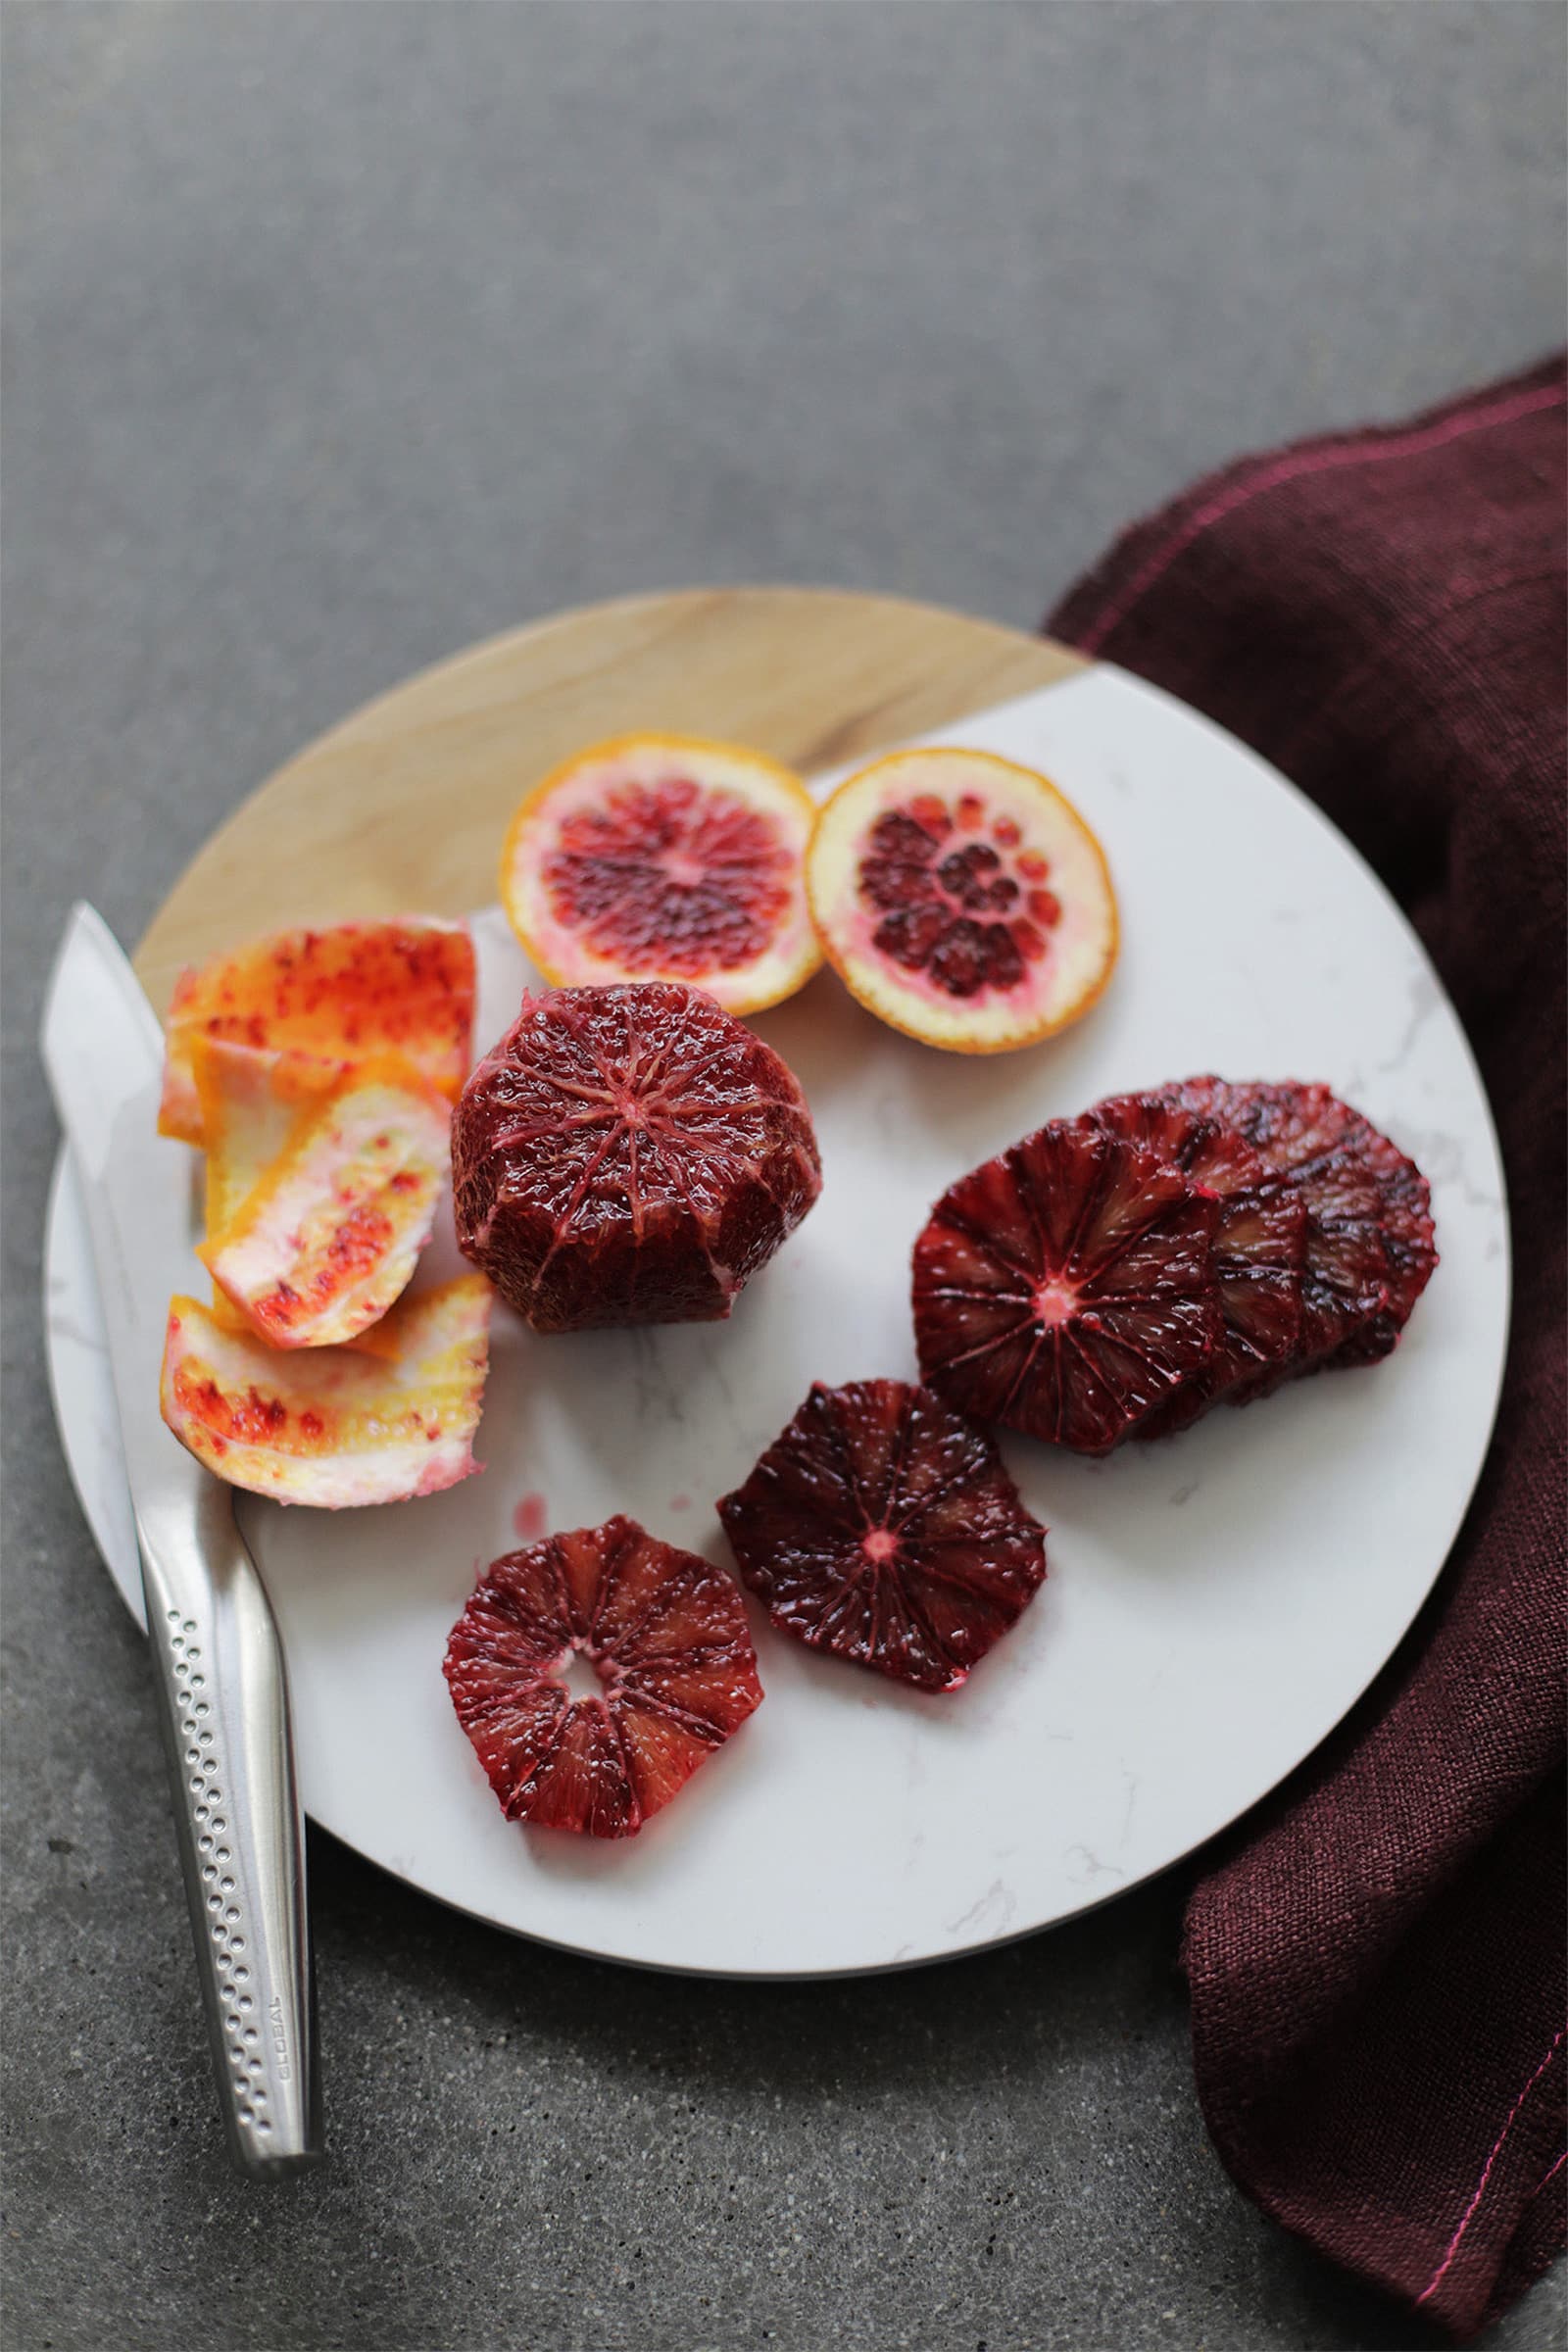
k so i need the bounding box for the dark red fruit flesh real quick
[858,806,1061,999]
[444,1515,762,1838]
[543,778,794,977]
[717,1380,1047,1691]
[1328,1118,1439,1360]
[1154,1078,1415,1375]
[1084,1093,1305,1433]
[452,982,821,1332]
[911,1123,1222,1455]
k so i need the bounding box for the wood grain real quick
[134,586,1086,1010]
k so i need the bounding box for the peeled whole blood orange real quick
[717,1380,1048,1693]
[807,748,1118,1053]
[444,1516,762,1838]
[160,1275,492,1507]
[158,918,475,1147]
[192,1040,451,1350]
[452,981,821,1333]
[500,734,821,1015]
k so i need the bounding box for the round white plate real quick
[45,664,1509,1977]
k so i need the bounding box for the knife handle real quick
[138,1481,320,2178]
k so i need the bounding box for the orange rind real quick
[806,748,1118,1054]
[500,734,821,1015]
[159,917,475,1146]
[160,1276,493,1507]
[192,1040,451,1349]
[205,1288,404,1362]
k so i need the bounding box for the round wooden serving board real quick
[47,581,1509,1974]
[133,587,1084,1001]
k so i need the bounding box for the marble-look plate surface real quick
[44,666,1509,1977]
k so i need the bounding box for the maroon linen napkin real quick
[1049,357,1567,2339]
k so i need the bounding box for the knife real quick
[40,904,319,2178]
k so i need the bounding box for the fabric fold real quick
[1049,356,1567,2340]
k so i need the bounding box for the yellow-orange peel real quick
[500,734,820,1015]
[160,1276,492,1507]
[158,917,475,1146]
[193,1040,451,1349]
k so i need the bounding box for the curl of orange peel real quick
[155,915,492,1503]
[161,1277,492,1508]
[158,918,475,1147]
[192,1039,452,1350]
[807,748,1117,1054]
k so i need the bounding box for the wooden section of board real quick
[134,586,1087,1010]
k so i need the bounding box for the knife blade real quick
[41,904,319,2177]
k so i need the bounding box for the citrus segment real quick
[717,1380,1048,1692]
[158,918,475,1145]
[160,1276,492,1506]
[192,1040,451,1349]
[807,748,1117,1053]
[444,1515,762,1838]
[452,981,821,1333]
[501,735,820,1014]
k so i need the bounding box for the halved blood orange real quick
[160,1275,492,1507]
[500,734,821,1015]
[158,918,475,1146]
[192,1040,451,1349]
[807,748,1118,1053]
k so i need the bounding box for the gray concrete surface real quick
[4,7,1564,2348]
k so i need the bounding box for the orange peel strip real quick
[206,1289,404,1363]
[161,1276,493,1507]
[193,1040,451,1349]
[159,917,475,1146]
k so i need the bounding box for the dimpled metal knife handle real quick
[138,1479,319,2177]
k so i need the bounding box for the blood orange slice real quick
[444,1516,762,1838]
[452,981,821,1332]
[1084,1092,1305,1432]
[807,748,1117,1053]
[911,1122,1221,1453]
[192,1040,451,1349]
[1155,1078,1406,1376]
[160,1275,491,1506]
[717,1380,1047,1692]
[1323,1115,1438,1363]
[158,918,474,1146]
[501,734,820,1015]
